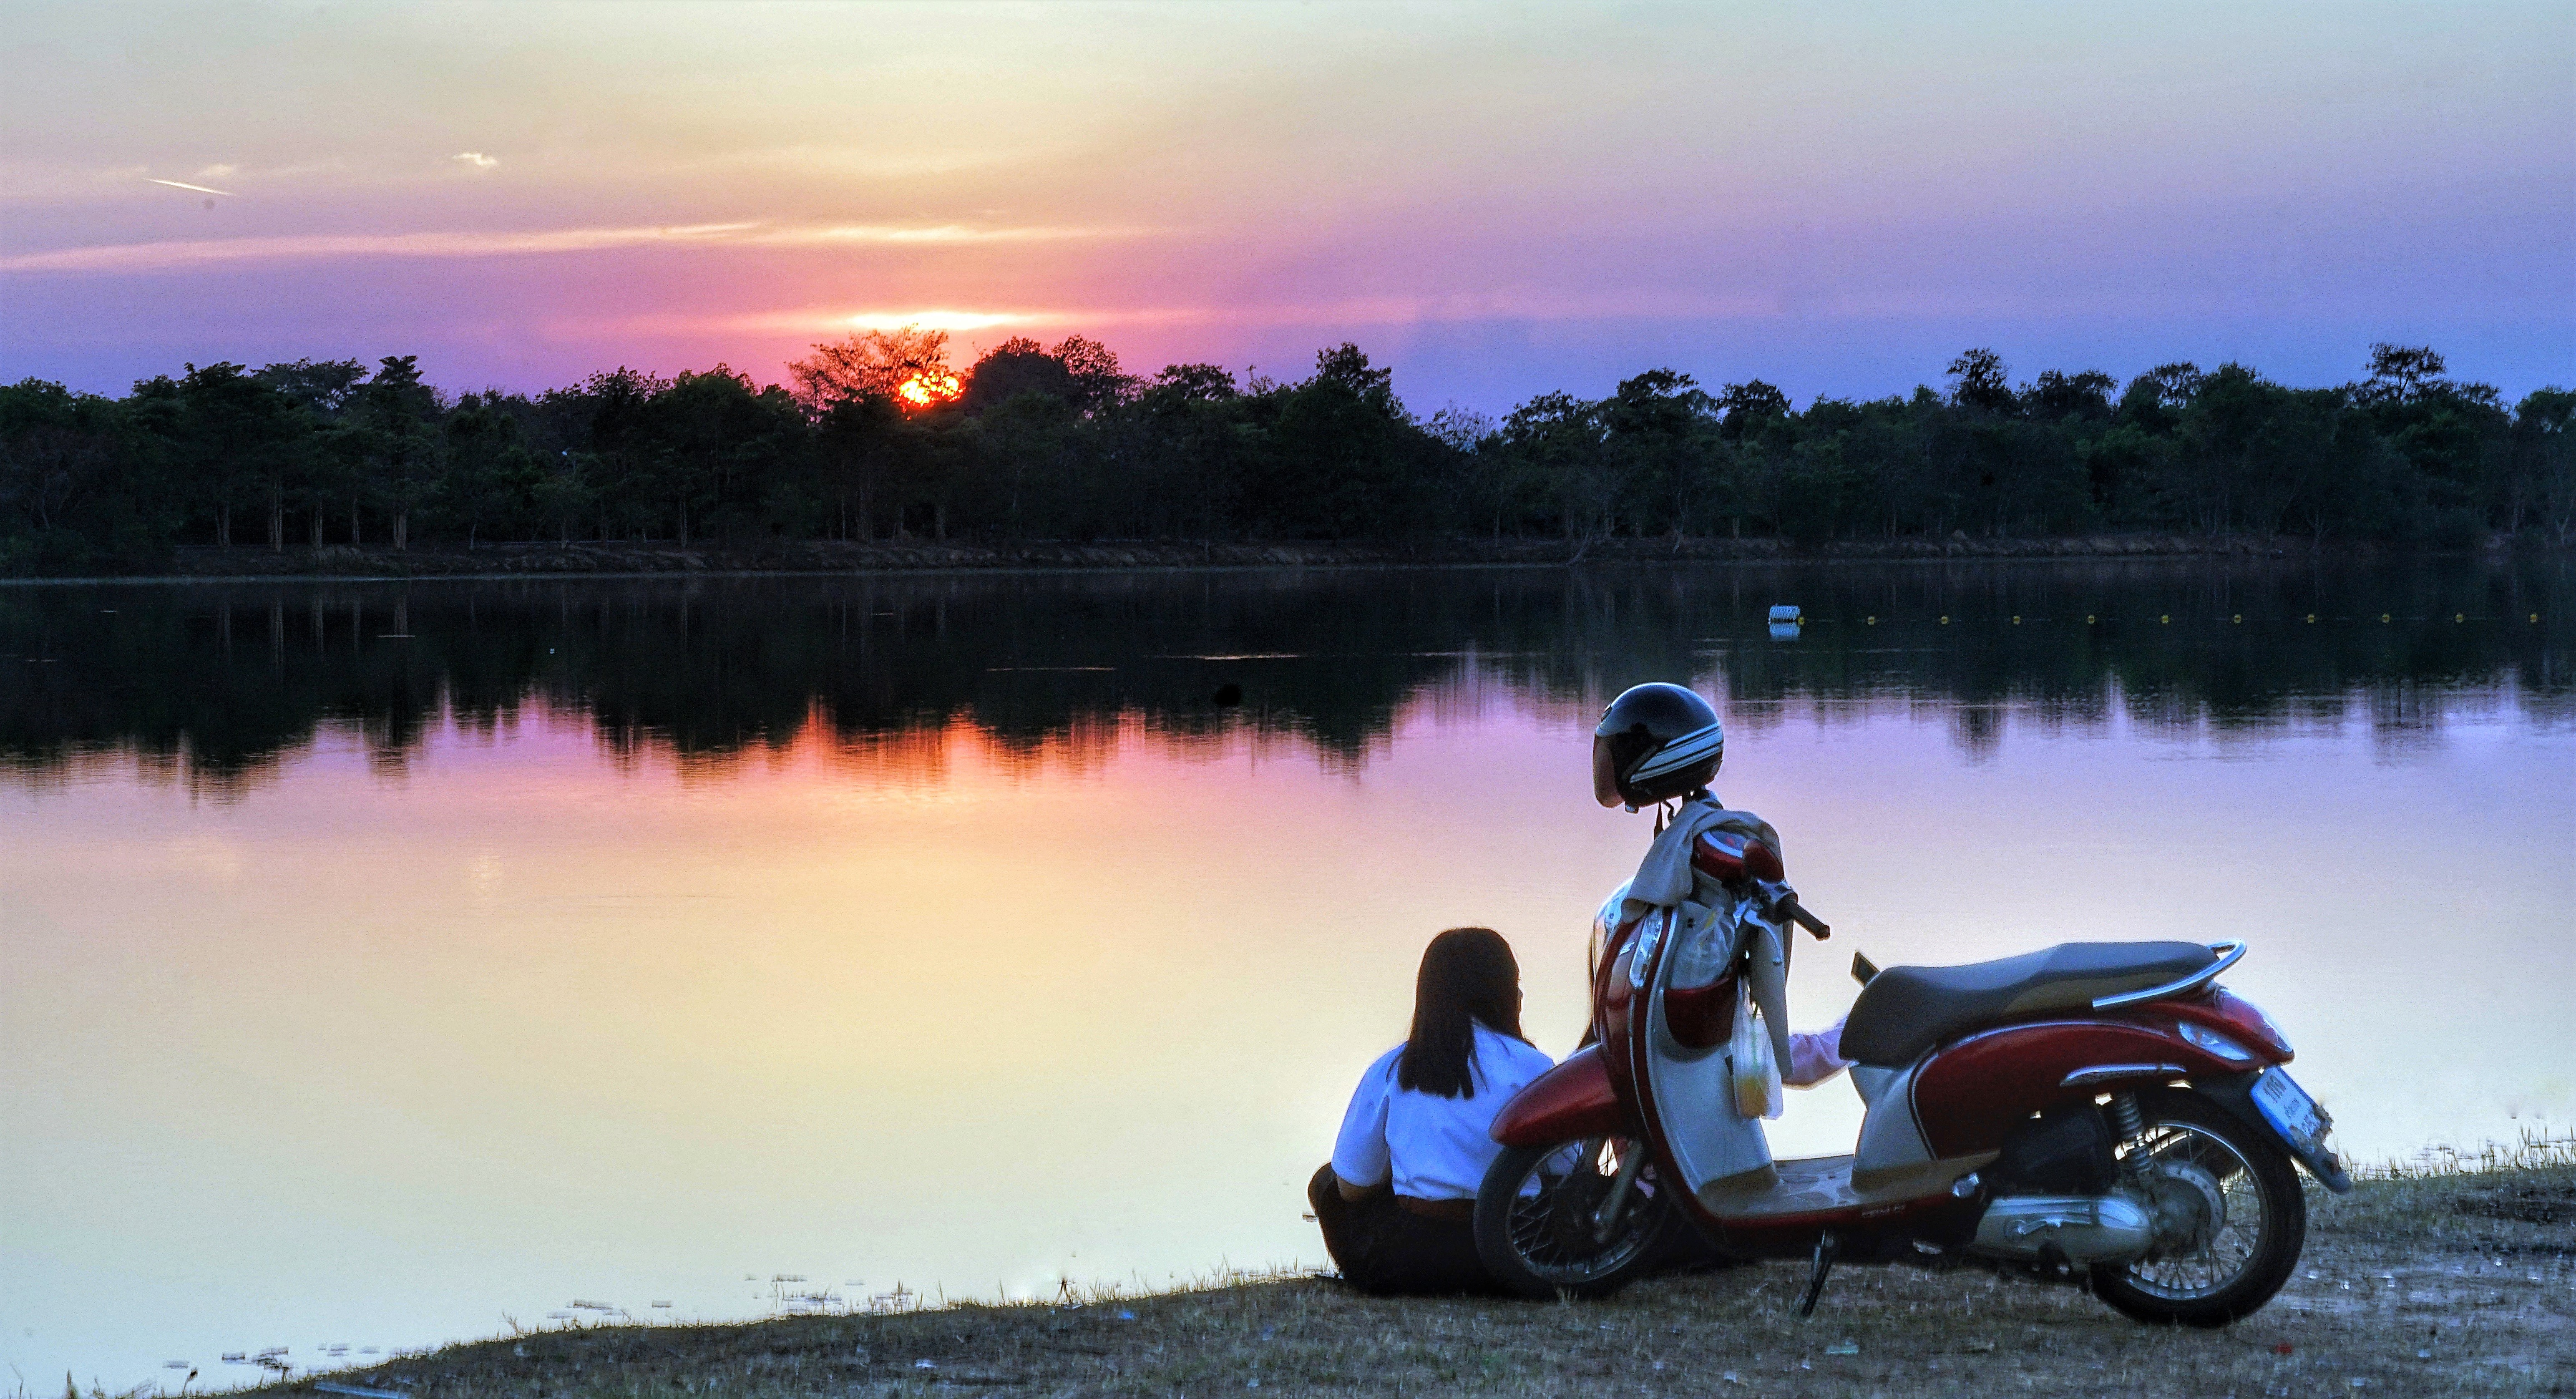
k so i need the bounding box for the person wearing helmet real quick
[1593,683,1850,1103]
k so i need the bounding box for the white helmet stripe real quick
[1627,720,1724,780]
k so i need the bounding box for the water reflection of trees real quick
[0,557,2563,797]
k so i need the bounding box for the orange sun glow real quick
[897,371,962,409]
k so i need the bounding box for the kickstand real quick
[1796,1230,1839,1317]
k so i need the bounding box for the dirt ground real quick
[227,1165,2570,1399]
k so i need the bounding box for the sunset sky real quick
[3,1,2568,408]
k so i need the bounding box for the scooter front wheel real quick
[1473,1135,1673,1299]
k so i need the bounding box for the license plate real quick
[2252,1067,2329,1150]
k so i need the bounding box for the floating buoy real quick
[2160,615,2170,624]
[1768,605,1802,624]
[2085,614,2096,624]
[1939,615,1950,625]
[2011,615,2021,624]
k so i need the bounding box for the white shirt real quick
[1331,1024,1556,1201]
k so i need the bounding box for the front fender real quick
[1490,1044,1635,1147]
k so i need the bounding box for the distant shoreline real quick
[9,532,2542,587]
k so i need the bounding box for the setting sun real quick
[896,369,962,409]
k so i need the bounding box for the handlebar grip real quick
[1781,898,1830,939]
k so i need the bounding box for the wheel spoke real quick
[2117,1120,2270,1301]
[1496,1137,1660,1284]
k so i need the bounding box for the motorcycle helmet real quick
[1592,682,1723,808]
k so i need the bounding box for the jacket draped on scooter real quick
[1619,795,1794,1181]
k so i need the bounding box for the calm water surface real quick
[3,560,2570,1386]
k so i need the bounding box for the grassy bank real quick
[171,1137,2570,1399]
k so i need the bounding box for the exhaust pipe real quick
[1969,1195,2155,1264]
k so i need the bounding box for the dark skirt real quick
[1306,1163,1506,1296]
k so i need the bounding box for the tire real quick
[1472,1135,1674,1300]
[2090,1089,2307,1326]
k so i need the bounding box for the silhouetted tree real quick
[347,357,443,549]
[789,327,956,411]
[2028,369,2116,422]
[1947,348,2017,414]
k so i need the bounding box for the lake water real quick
[4,559,2570,1387]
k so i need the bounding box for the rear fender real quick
[2186,1074,2355,1193]
[1912,1020,2246,1158]
[1490,1045,1635,1147]
[2145,989,2296,1065]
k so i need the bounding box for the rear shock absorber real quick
[2107,1091,2149,1178]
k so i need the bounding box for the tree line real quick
[2,331,2568,575]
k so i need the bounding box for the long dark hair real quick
[1396,927,1527,1099]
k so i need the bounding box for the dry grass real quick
[145,1136,2576,1399]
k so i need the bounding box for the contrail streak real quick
[146,178,238,197]
[0,221,1146,273]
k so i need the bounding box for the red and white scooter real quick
[1472,831,2350,1325]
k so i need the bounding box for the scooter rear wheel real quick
[2090,1089,2307,1327]
[1473,1135,1673,1299]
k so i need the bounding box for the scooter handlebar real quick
[1778,896,1830,939]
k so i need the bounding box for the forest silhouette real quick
[3,332,2569,577]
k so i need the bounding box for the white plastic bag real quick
[1729,984,1785,1120]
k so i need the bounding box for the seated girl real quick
[1308,926,1549,1295]
[1307,926,1854,1295]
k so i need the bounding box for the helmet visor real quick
[1591,733,1630,808]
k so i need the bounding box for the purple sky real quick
[3,2,2568,410]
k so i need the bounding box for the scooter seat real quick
[1838,941,2217,1067]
